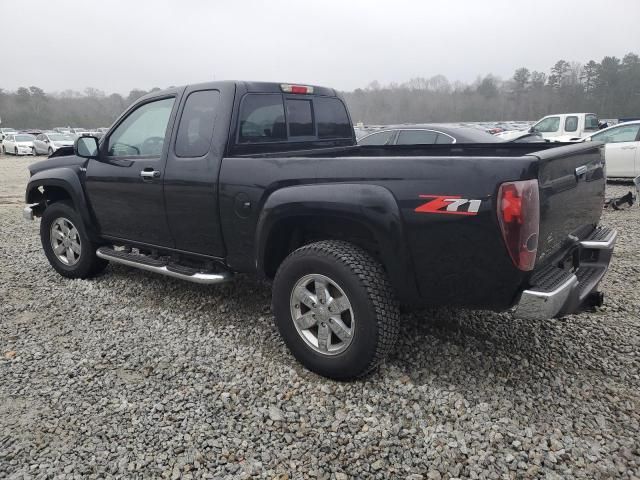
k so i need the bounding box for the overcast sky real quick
[3,0,639,94]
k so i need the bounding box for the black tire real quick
[14,147,18,155]
[40,201,108,279]
[272,240,400,380]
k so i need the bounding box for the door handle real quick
[621,146,637,150]
[140,169,161,180]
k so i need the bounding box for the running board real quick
[96,247,233,285]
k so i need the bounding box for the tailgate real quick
[531,142,605,264]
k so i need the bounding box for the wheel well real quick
[262,216,381,278]
[27,185,73,209]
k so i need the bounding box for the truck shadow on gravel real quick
[391,305,634,391]
[100,265,627,390]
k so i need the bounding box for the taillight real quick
[280,84,314,94]
[497,179,540,271]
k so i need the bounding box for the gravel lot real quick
[1,151,639,479]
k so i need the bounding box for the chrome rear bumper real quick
[514,226,616,320]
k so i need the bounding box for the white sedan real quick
[584,121,640,178]
[33,132,75,155]
[1,134,36,156]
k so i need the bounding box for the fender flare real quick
[25,167,95,233]
[255,183,419,302]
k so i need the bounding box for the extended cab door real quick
[163,85,235,257]
[85,95,179,247]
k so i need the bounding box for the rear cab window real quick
[236,91,353,150]
[239,94,286,143]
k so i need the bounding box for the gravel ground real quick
[1,151,639,479]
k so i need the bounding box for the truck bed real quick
[223,141,605,309]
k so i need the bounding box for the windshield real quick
[16,135,35,142]
[48,133,73,141]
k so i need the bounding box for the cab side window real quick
[584,114,599,131]
[397,130,438,145]
[358,131,396,146]
[175,90,220,157]
[592,124,640,144]
[534,116,560,133]
[565,116,578,132]
[107,97,175,157]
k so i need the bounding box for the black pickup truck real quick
[24,81,616,379]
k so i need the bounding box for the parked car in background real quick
[33,132,75,156]
[497,113,599,142]
[0,127,18,143]
[89,129,106,139]
[358,124,501,145]
[357,124,545,146]
[583,120,640,178]
[2,134,36,155]
[69,128,91,139]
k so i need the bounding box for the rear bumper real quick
[514,226,616,320]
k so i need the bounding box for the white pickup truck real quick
[497,113,599,142]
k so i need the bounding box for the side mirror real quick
[75,136,99,159]
[528,126,535,133]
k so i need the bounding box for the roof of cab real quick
[137,80,338,102]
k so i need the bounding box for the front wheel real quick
[272,240,400,380]
[48,147,53,156]
[40,201,108,279]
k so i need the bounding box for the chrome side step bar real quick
[96,247,233,285]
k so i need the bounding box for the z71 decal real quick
[415,195,481,216]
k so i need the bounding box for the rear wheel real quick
[272,240,400,380]
[40,201,108,278]
[14,147,18,156]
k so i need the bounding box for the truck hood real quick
[28,154,86,176]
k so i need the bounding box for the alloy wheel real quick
[289,273,355,355]
[50,217,82,266]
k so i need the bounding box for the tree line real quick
[345,52,640,124]
[1,52,639,129]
